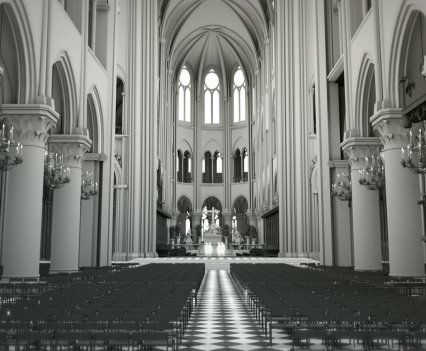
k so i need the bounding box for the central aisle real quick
[178,270,291,350]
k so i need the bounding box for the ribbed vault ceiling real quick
[159,0,273,90]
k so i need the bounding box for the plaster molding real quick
[49,134,92,168]
[0,104,58,147]
[370,108,410,150]
[84,153,108,162]
[341,137,382,171]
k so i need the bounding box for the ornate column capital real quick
[370,108,410,150]
[0,104,58,147]
[341,137,382,170]
[49,134,92,169]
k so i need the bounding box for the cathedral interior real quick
[0,0,426,349]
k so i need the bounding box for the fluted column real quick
[0,105,58,280]
[49,135,91,273]
[372,109,424,276]
[342,138,383,271]
[127,0,158,258]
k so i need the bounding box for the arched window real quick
[213,151,223,183]
[183,151,192,183]
[243,147,249,182]
[204,69,220,124]
[202,151,212,183]
[176,150,183,182]
[233,67,246,123]
[178,66,191,122]
[233,149,242,183]
[116,78,124,134]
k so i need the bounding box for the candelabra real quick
[401,121,426,242]
[359,149,385,191]
[44,149,71,189]
[331,172,352,202]
[0,123,23,171]
[81,171,98,200]
[401,122,426,174]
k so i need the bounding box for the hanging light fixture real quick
[419,12,426,81]
[401,121,426,174]
[81,171,98,200]
[44,146,71,189]
[359,148,385,190]
[331,172,352,202]
[0,123,23,171]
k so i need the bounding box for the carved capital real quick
[0,104,58,147]
[49,134,92,169]
[341,137,382,171]
[370,108,410,150]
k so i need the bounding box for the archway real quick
[202,196,223,228]
[232,196,249,236]
[177,196,192,239]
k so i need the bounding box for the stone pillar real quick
[342,138,383,271]
[372,109,424,276]
[126,0,158,258]
[49,135,91,273]
[0,105,58,280]
[192,210,201,244]
[222,210,232,247]
[256,212,264,245]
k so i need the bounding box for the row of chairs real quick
[0,263,205,350]
[230,264,426,350]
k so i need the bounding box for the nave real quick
[176,270,290,351]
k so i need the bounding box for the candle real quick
[9,126,13,141]
[401,147,405,161]
[1,124,4,139]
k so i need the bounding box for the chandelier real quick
[359,149,385,190]
[0,124,23,171]
[401,122,426,174]
[44,149,71,189]
[81,171,98,200]
[331,172,352,202]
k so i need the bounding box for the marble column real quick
[372,109,424,276]
[49,135,91,273]
[0,105,58,280]
[342,138,383,271]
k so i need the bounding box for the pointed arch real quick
[354,53,376,136]
[51,51,78,134]
[388,2,426,107]
[87,86,104,153]
[0,1,37,103]
[177,195,192,213]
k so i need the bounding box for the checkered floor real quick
[176,270,293,351]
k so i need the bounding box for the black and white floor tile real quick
[176,270,293,351]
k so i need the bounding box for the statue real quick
[184,230,193,249]
[233,230,242,244]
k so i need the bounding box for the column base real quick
[278,251,287,258]
[49,269,79,275]
[144,252,159,258]
[1,275,40,282]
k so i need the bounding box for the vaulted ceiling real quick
[159,0,273,89]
